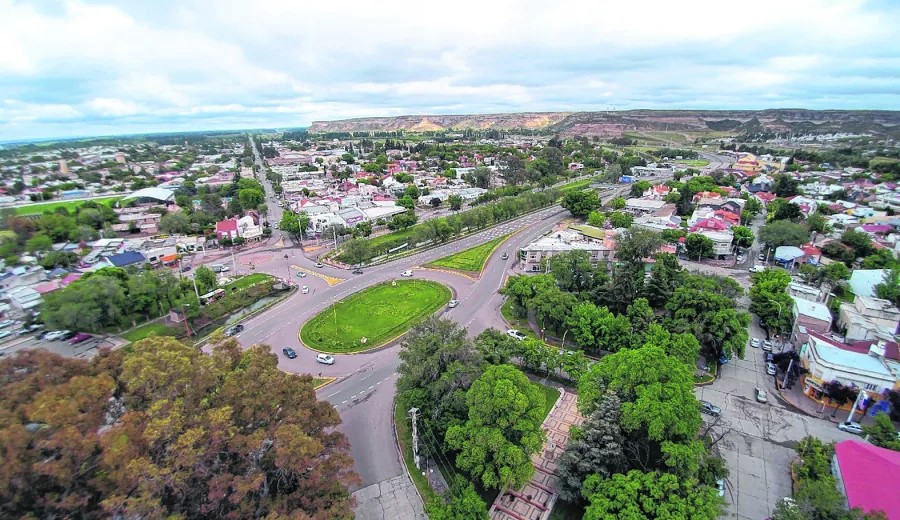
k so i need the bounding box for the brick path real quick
[489,389,584,520]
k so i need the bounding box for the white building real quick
[801,333,898,396]
[519,228,616,272]
[838,296,900,342]
[624,198,667,216]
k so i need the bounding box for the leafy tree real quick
[807,212,830,234]
[194,265,217,294]
[626,297,655,341]
[587,210,606,227]
[582,470,722,520]
[427,482,489,520]
[875,269,900,307]
[352,220,373,238]
[823,262,850,284]
[448,194,463,211]
[614,228,663,265]
[279,210,300,235]
[749,268,794,335]
[862,249,899,270]
[445,365,545,490]
[841,228,874,259]
[774,174,800,197]
[25,233,52,253]
[532,286,580,334]
[732,225,754,248]
[561,190,599,218]
[0,338,357,519]
[630,181,652,197]
[159,211,191,234]
[341,237,373,265]
[774,200,804,221]
[685,233,715,259]
[643,253,685,309]
[549,249,595,293]
[398,195,416,210]
[667,278,750,360]
[474,328,516,365]
[565,302,633,353]
[759,220,809,248]
[237,187,264,210]
[862,412,900,451]
[557,391,626,501]
[611,196,627,210]
[608,211,633,229]
[821,240,856,265]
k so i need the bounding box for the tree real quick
[732,225,754,248]
[773,200,804,221]
[237,188,264,210]
[643,253,685,309]
[614,228,663,265]
[611,196,627,210]
[630,180,652,197]
[474,328,516,365]
[608,211,633,229]
[587,210,606,227]
[667,277,750,361]
[685,233,715,259]
[0,338,358,519]
[759,220,809,248]
[561,190,599,218]
[398,195,416,210]
[352,221,373,238]
[194,265,217,294]
[807,212,829,234]
[582,470,723,520]
[875,269,900,307]
[626,297,655,341]
[279,210,300,235]
[862,412,900,451]
[427,482,489,520]
[341,237,373,265]
[25,233,52,253]
[159,211,191,234]
[822,261,850,284]
[448,194,463,211]
[445,365,545,490]
[548,249,595,293]
[557,391,626,501]
[841,228,874,259]
[773,174,799,197]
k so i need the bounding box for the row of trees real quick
[0,337,358,519]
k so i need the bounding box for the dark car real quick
[282,347,297,359]
[352,268,364,275]
[180,265,192,272]
[699,400,721,417]
[70,332,92,344]
[59,331,76,341]
[765,352,775,363]
[224,324,245,337]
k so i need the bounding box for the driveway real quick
[696,329,861,520]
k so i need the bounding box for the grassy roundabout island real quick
[300,279,452,353]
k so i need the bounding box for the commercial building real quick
[791,298,833,345]
[799,333,898,399]
[519,227,615,272]
[623,198,668,216]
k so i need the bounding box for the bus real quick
[199,288,225,305]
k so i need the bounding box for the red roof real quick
[835,440,900,519]
[216,219,238,233]
[800,244,821,256]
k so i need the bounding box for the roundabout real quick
[299,279,452,353]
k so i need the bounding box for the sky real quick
[1,0,899,141]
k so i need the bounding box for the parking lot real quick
[0,330,111,360]
[696,326,858,520]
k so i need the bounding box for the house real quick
[800,332,898,400]
[519,229,616,272]
[838,296,900,342]
[848,269,888,299]
[5,286,42,312]
[100,251,147,269]
[624,198,667,216]
[792,298,832,345]
[833,440,900,519]
[773,246,806,268]
[216,219,240,241]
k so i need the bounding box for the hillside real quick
[309,109,900,138]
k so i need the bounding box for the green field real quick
[300,279,451,353]
[676,159,710,167]
[15,196,123,216]
[534,382,561,420]
[121,322,179,343]
[224,273,272,291]
[428,234,510,273]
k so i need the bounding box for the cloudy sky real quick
[1,0,898,141]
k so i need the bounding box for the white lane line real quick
[341,400,347,404]
[368,385,374,390]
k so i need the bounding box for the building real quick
[800,333,898,399]
[519,228,615,272]
[792,298,833,345]
[848,269,888,299]
[216,219,240,241]
[838,296,900,342]
[631,166,672,177]
[833,440,900,519]
[100,251,147,269]
[115,152,127,164]
[5,286,42,312]
[624,198,667,216]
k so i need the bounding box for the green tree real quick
[561,190,599,218]
[159,211,191,234]
[732,225,754,248]
[341,237,373,266]
[296,211,310,237]
[614,228,663,265]
[194,266,217,294]
[841,228,874,259]
[643,253,685,309]
[685,233,715,259]
[875,269,900,307]
[862,412,900,451]
[280,210,300,235]
[448,194,463,211]
[587,210,606,227]
[445,365,545,490]
[807,212,830,234]
[611,196,627,210]
[630,181,652,197]
[759,220,809,248]
[398,196,416,210]
[237,188,264,210]
[608,211,633,229]
[549,249,595,293]
[582,470,723,520]
[25,233,52,253]
[427,482,489,520]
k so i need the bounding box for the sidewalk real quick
[775,378,872,425]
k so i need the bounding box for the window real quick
[864,383,878,391]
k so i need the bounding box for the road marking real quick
[368,385,374,390]
[291,265,345,286]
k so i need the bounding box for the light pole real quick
[769,299,784,346]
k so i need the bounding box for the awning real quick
[162,254,178,263]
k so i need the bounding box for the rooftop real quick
[793,298,832,323]
[808,334,894,379]
[835,440,900,519]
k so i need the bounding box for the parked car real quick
[736,255,744,263]
[180,265,192,272]
[699,400,722,417]
[0,319,16,329]
[758,254,766,261]
[282,347,297,359]
[296,271,307,278]
[44,330,69,341]
[715,479,725,497]
[224,324,245,337]
[59,331,76,341]
[0,331,11,340]
[762,340,773,352]
[506,329,527,341]
[70,333,92,345]
[301,285,309,294]
[765,352,775,363]
[400,270,413,277]
[750,338,761,348]
[316,353,335,365]
[755,387,768,403]
[352,268,364,275]
[838,421,863,435]
[766,362,777,375]
[448,299,459,308]
[314,262,324,268]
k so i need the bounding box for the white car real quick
[766,362,777,375]
[506,329,527,341]
[0,319,16,329]
[448,299,459,308]
[750,338,761,348]
[838,421,863,435]
[736,255,744,263]
[715,479,725,497]
[316,353,335,365]
[762,340,773,352]
[301,285,309,294]
[755,387,768,403]
[400,270,413,277]
[44,330,70,341]
[0,330,11,340]
[314,262,325,268]
[296,272,307,278]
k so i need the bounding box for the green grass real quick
[300,279,451,353]
[428,234,510,273]
[224,273,272,291]
[556,177,597,195]
[15,195,123,215]
[500,299,541,341]
[534,382,561,421]
[121,322,179,343]
[677,159,710,167]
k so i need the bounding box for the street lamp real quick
[769,299,784,348]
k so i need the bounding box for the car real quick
[838,421,864,435]
[301,285,309,294]
[44,330,70,341]
[180,265,192,272]
[766,362,777,375]
[0,331,11,340]
[224,324,245,337]
[719,356,729,365]
[59,331,76,341]
[736,255,744,263]
[506,329,527,341]
[400,270,413,277]
[755,387,768,403]
[699,400,721,417]
[765,352,775,363]
[316,353,335,365]
[758,254,766,261]
[715,479,725,497]
[314,262,325,268]
[448,299,459,308]
[296,272,307,278]
[762,340,773,352]
[70,333,92,345]
[0,319,16,329]
[750,338,761,348]
[282,347,297,359]
[749,265,765,273]
[352,268,364,275]
[501,252,509,260]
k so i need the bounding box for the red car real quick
[69,333,92,344]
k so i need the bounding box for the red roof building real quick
[834,440,900,519]
[216,219,239,240]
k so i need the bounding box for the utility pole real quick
[846,389,868,423]
[409,408,421,470]
[231,249,237,274]
[332,225,338,250]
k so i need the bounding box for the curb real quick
[313,376,337,390]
